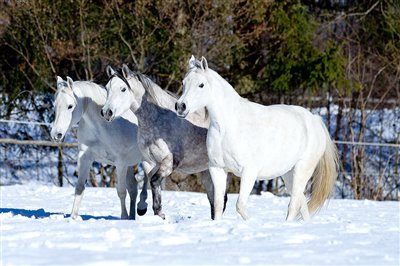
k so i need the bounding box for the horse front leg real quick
[150,154,173,220]
[71,148,91,219]
[209,166,228,220]
[136,164,148,216]
[199,170,215,219]
[116,165,129,219]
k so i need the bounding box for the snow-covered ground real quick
[1,183,399,265]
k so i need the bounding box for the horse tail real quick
[308,118,339,214]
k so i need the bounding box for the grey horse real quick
[51,76,148,220]
[101,65,229,219]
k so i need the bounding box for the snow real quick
[1,184,399,265]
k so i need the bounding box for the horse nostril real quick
[107,109,113,117]
[175,102,178,111]
[56,133,62,139]
[181,103,186,112]
[100,109,104,117]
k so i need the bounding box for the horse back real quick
[217,102,323,177]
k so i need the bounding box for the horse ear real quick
[188,55,196,68]
[122,64,133,79]
[66,76,74,89]
[200,56,208,71]
[56,76,64,86]
[106,65,115,77]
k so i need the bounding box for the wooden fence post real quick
[57,147,63,187]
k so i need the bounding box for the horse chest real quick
[91,148,117,165]
[207,126,242,174]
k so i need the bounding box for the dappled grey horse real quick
[101,65,230,219]
[51,76,148,220]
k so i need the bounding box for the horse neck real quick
[152,86,176,110]
[206,70,241,130]
[140,75,176,110]
[134,93,160,131]
[73,81,104,121]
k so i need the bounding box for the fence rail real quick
[334,140,400,148]
[0,138,77,147]
[1,138,398,148]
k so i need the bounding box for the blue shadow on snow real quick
[0,208,119,220]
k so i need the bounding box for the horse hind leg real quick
[299,194,310,221]
[225,173,233,211]
[282,170,309,221]
[125,165,139,220]
[286,161,316,221]
[236,170,257,220]
[286,193,310,221]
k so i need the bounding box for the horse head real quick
[176,55,211,118]
[102,65,143,121]
[51,76,79,142]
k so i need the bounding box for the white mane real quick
[71,81,107,106]
[134,72,177,111]
[135,71,209,127]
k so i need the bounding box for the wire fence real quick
[1,119,399,200]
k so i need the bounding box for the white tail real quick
[308,120,339,214]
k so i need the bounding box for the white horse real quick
[51,76,148,220]
[176,56,338,221]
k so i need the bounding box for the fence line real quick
[0,138,77,147]
[2,156,392,177]
[1,136,398,199]
[0,119,77,128]
[0,119,51,126]
[334,140,400,148]
[0,138,398,148]
[1,120,399,148]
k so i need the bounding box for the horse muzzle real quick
[100,107,115,122]
[175,102,188,118]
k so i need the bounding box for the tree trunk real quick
[90,169,98,187]
[110,166,117,187]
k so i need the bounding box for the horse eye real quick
[121,87,126,92]
[199,83,204,88]
[68,105,73,110]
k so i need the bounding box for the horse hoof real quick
[137,208,147,216]
[157,213,166,220]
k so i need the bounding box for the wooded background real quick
[0,0,399,200]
